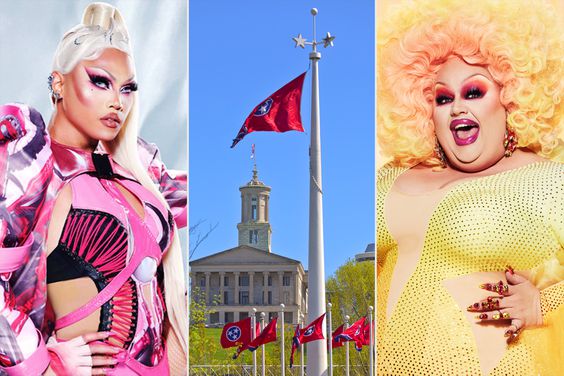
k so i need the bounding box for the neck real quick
[49,107,98,152]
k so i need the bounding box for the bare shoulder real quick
[46,183,73,256]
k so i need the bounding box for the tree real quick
[326,259,375,372]
[189,286,221,365]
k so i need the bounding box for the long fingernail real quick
[467,302,480,311]
[476,313,487,319]
[479,283,491,290]
[504,329,513,337]
[505,265,514,275]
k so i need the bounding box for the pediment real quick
[190,245,300,266]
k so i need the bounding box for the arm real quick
[137,138,187,228]
[0,104,52,375]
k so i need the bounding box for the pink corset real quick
[47,153,174,375]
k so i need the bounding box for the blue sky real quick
[189,0,374,278]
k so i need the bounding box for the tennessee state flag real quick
[230,72,306,148]
[220,317,258,349]
[289,324,301,368]
[233,317,278,358]
[330,323,345,349]
[335,316,366,351]
[297,313,325,345]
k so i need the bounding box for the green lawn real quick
[191,327,307,366]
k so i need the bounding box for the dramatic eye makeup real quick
[435,86,454,106]
[85,68,112,90]
[120,81,138,94]
[462,80,488,100]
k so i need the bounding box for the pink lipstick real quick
[100,113,121,129]
[450,118,479,146]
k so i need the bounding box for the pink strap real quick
[121,340,169,375]
[0,330,50,376]
[55,180,162,330]
[0,234,34,273]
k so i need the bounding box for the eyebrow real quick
[85,66,136,83]
[436,73,492,87]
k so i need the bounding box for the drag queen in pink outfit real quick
[0,3,187,375]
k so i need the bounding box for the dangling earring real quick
[503,127,517,157]
[48,74,62,102]
[434,138,447,167]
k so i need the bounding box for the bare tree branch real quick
[189,219,218,259]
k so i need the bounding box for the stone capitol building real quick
[190,166,308,325]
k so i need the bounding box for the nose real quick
[109,90,123,112]
[450,97,468,116]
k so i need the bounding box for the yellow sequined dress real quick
[377,161,564,375]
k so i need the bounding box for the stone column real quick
[249,272,254,305]
[205,272,210,305]
[294,272,300,305]
[219,271,225,304]
[263,271,269,304]
[234,272,240,305]
[278,271,284,304]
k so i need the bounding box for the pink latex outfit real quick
[0,103,186,375]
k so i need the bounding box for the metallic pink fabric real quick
[0,103,186,374]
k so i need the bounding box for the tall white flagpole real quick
[369,306,374,376]
[292,8,334,375]
[300,314,305,376]
[261,312,266,376]
[252,308,257,376]
[280,303,285,376]
[344,315,350,376]
[327,303,333,376]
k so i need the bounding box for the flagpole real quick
[300,314,305,376]
[327,303,333,376]
[369,306,374,376]
[291,8,334,375]
[252,308,257,376]
[261,312,266,376]
[344,315,350,376]
[280,304,285,376]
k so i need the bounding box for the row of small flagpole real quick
[220,303,374,375]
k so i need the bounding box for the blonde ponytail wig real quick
[50,1,187,358]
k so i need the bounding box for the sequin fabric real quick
[377,161,564,375]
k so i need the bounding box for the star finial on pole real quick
[322,32,335,48]
[293,33,306,48]
[291,8,335,52]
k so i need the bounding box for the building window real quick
[239,275,249,286]
[199,277,205,287]
[224,291,229,304]
[283,292,290,305]
[268,291,272,304]
[268,276,272,286]
[225,312,234,323]
[285,312,293,324]
[240,311,249,320]
[210,312,220,324]
[249,230,258,244]
[251,197,257,220]
[224,276,229,287]
[283,275,291,286]
[240,291,249,305]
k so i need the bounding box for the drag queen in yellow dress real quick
[377,0,563,374]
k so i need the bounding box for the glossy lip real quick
[450,118,479,146]
[100,113,122,129]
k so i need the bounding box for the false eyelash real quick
[88,74,112,89]
[465,86,484,99]
[435,95,453,105]
[122,82,138,93]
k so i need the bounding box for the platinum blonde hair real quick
[50,2,187,359]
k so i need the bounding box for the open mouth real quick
[450,119,479,146]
